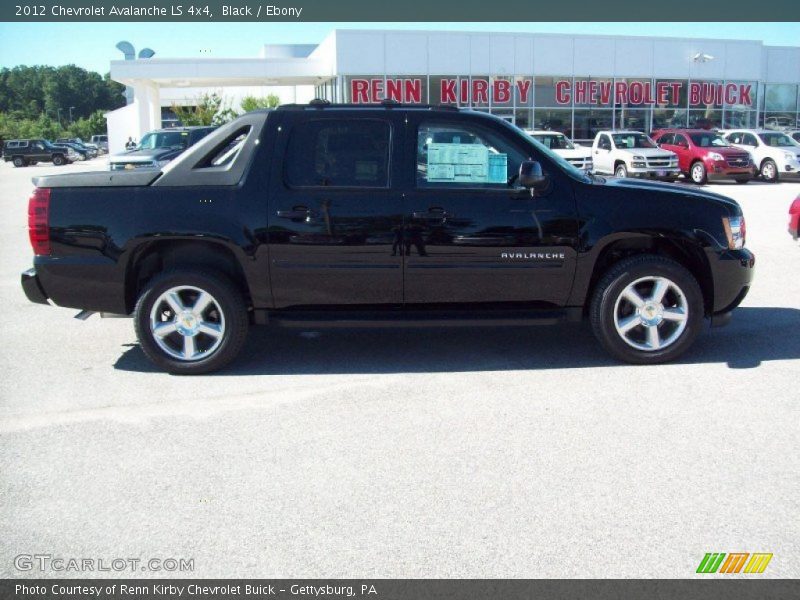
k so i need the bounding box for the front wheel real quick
[590,255,704,364]
[134,269,249,374]
[690,161,708,185]
[760,159,778,182]
[614,163,628,178]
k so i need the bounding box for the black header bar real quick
[2,0,799,22]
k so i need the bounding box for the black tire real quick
[133,269,249,374]
[614,163,628,178]
[760,159,778,183]
[690,161,708,185]
[12,157,26,167]
[589,255,704,364]
[52,154,65,166]
[734,177,750,184]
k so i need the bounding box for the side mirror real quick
[519,160,549,192]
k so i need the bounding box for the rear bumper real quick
[706,248,755,325]
[21,268,49,305]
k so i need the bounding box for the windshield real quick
[689,133,730,148]
[138,131,189,150]
[612,133,656,149]
[759,132,796,147]
[531,133,575,150]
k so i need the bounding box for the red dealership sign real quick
[349,77,752,107]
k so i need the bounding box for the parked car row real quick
[2,139,83,167]
[526,127,800,185]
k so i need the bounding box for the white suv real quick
[525,130,593,172]
[722,129,800,182]
[591,130,680,180]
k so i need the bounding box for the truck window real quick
[416,122,525,187]
[285,120,390,188]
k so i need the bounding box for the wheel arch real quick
[124,238,253,314]
[578,234,714,317]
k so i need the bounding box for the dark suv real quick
[109,126,215,170]
[3,139,77,167]
[21,104,754,374]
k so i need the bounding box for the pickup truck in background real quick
[21,104,754,374]
[109,126,215,171]
[525,130,593,172]
[591,130,680,181]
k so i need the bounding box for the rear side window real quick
[284,120,391,188]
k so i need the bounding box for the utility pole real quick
[69,106,75,122]
[57,108,62,126]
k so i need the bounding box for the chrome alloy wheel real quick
[149,286,225,361]
[691,163,705,183]
[613,276,688,351]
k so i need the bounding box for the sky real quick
[0,22,798,74]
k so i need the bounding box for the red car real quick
[790,196,800,240]
[651,129,755,185]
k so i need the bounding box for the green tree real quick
[240,94,281,113]
[172,92,236,127]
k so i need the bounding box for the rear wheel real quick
[690,161,708,185]
[52,154,65,166]
[590,255,704,364]
[760,159,778,182]
[134,269,249,374]
[614,163,628,178]
[12,157,26,167]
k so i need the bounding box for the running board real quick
[265,308,582,329]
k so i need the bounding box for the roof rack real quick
[277,100,460,111]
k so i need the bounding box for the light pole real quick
[69,106,75,123]
[57,108,62,126]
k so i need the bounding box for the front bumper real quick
[706,248,755,325]
[706,160,755,180]
[627,166,681,180]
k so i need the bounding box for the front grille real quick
[726,155,750,168]
[646,156,675,168]
[566,157,590,169]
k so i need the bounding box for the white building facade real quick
[107,29,800,152]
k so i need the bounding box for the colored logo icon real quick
[696,553,773,574]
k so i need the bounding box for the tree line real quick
[0,65,126,143]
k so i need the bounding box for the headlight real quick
[708,152,724,161]
[722,216,746,249]
[633,155,645,160]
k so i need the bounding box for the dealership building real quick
[107,29,800,152]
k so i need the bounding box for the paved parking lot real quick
[1,158,798,578]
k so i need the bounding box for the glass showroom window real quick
[653,79,688,129]
[763,83,798,130]
[430,75,470,107]
[573,109,613,143]
[613,78,655,133]
[534,108,573,136]
[723,81,757,129]
[688,109,722,130]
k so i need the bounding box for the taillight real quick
[28,187,51,255]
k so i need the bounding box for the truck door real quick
[267,112,404,308]
[401,115,579,306]
[593,134,613,173]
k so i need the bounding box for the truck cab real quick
[21,104,755,374]
[591,130,680,181]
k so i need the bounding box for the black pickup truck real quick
[21,103,754,374]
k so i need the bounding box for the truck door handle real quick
[277,206,313,219]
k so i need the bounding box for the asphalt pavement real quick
[1,158,798,578]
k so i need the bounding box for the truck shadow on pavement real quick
[114,306,800,375]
